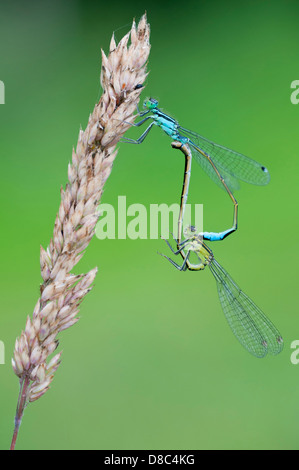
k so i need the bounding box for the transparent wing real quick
[188,144,240,193]
[209,259,283,358]
[179,126,270,189]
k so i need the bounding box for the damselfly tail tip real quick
[171,141,182,150]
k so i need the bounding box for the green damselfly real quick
[160,225,283,358]
[123,98,270,241]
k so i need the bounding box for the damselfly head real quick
[184,225,198,238]
[144,98,159,110]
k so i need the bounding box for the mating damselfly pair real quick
[123,98,283,358]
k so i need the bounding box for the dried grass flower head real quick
[10,14,150,450]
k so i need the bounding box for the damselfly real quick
[123,98,270,241]
[160,225,283,358]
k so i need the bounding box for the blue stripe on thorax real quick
[153,109,182,140]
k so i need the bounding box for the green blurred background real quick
[0,0,298,450]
